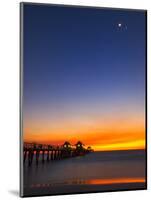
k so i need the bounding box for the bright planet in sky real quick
[23,6,144,151]
[118,23,122,27]
[117,22,128,30]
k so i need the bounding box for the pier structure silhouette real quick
[23,141,93,166]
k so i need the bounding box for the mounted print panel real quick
[20,2,147,197]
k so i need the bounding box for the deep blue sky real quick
[23,4,146,139]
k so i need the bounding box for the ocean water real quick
[23,150,146,196]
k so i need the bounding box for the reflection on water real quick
[23,150,146,195]
[29,177,145,189]
[87,177,145,185]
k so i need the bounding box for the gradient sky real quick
[23,4,146,151]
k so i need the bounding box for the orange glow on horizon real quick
[23,134,145,151]
[91,139,145,151]
[23,125,145,151]
[23,108,145,151]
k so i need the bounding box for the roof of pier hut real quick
[75,141,85,146]
[63,141,71,147]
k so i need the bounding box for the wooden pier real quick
[23,141,93,166]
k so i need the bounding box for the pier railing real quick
[23,142,93,166]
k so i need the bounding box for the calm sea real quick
[23,150,146,196]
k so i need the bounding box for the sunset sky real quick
[23,5,146,151]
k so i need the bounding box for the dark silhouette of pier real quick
[23,141,93,166]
